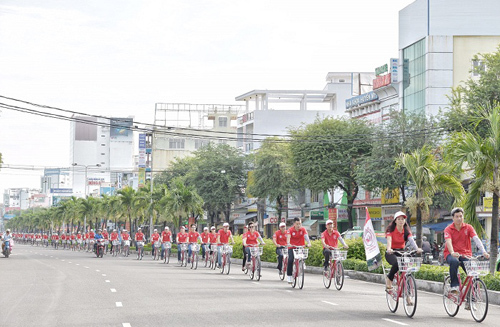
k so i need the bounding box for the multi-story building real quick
[3,188,39,211]
[70,116,135,197]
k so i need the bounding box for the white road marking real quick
[321,301,338,306]
[228,276,235,279]
[102,274,107,276]
[111,289,117,293]
[84,266,89,269]
[61,259,65,261]
[116,302,123,307]
[50,256,53,257]
[285,290,293,293]
[105,280,111,283]
[382,318,408,326]
[96,270,100,272]
[252,282,260,285]
[76,264,80,266]
[122,324,131,327]
[68,262,72,263]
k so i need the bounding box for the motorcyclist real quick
[94,229,103,253]
[1,229,13,253]
[421,236,432,263]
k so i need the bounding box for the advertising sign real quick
[484,197,493,212]
[50,188,73,194]
[345,92,379,109]
[363,207,383,271]
[375,63,388,76]
[138,134,147,168]
[138,168,146,188]
[381,188,400,204]
[373,74,391,90]
[390,58,399,83]
[368,207,382,220]
[328,208,337,229]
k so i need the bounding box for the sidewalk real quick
[231,258,500,305]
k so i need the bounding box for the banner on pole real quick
[363,207,383,271]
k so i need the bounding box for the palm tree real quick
[117,187,138,237]
[164,180,203,231]
[396,145,464,247]
[446,104,500,273]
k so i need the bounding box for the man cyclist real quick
[150,229,160,259]
[102,229,109,254]
[122,229,131,255]
[176,226,188,262]
[88,229,95,252]
[200,227,210,260]
[217,222,234,267]
[187,224,202,263]
[161,227,172,260]
[321,219,349,271]
[273,222,287,272]
[110,229,118,253]
[242,222,265,269]
[444,207,489,301]
[286,217,312,284]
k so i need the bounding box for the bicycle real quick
[219,244,233,275]
[112,240,120,257]
[277,246,288,281]
[153,241,161,260]
[190,243,200,270]
[290,246,309,289]
[202,244,210,267]
[384,250,421,318]
[323,248,347,290]
[163,242,171,264]
[247,245,263,281]
[443,255,489,322]
[178,243,188,267]
[136,241,144,260]
[210,244,218,270]
[122,240,130,257]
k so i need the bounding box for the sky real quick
[0,0,414,195]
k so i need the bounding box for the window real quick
[101,153,105,155]
[101,135,106,137]
[195,139,209,149]
[219,117,228,127]
[403,38,426,114]
[310,191,320,203]
[169,138,185,149]
[472,59,485,77]
[101,144,106,146]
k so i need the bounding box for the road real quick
[1,244,499,327]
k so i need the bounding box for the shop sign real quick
[337,208,349,222]
[483,197,493,212]
[373,73,391,90]
[390,58,399,83]
[383,207,401,220]
[310,210,324,220]
[375,63,388,76]
[345,91,379,109]
[368,207,382,219]
[381,188,400,204]
[328,208,337,229]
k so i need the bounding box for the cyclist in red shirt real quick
[151,229,161,259]
[273,222,288,272]
[110,229,118,253]
[187,224,202,263]
[385,211,421,291]
[243,222,264,268]
[444,207,489,295]
[321,219,349,271]
[200,227,210,260]
[102,229,109,254]
[286,217,311,283]
[241,225,249,271]
[177,226,188,261]
[217,222,234,267]
[161,227,172,260]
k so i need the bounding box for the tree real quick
[164,180,203,230]
[248,138,299,225]
[289,117,373,228]
[117,187,138,237]
[396,145,464,247]
[445,104,500,273]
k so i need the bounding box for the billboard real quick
[110,118,133,138]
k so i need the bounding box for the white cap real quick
[279,222,286,227]
[154,229,157,232]
[223,222,229,227]
[165,226,168,229]
[210,226,216,230]
[326,220,334,225]
[204,227,208,230]
[393,211,407,220]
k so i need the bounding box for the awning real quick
[302,219,317,230]
[232,212,257,225]
[423,220,452,232]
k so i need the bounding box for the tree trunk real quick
[490,192,499,274]
[416,206,422,247]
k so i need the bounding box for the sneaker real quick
[406,297,414,306]
[323,266,328,272]
[465,302,471,310]
[450,286,459,295]
[287,276,293,284]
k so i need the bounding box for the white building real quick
[2,188,39,211]
[398,0,500,116]
[70,116,135,197]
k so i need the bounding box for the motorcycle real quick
[422,251,433,264]
[2,240,12,258]
[95,239,105,258]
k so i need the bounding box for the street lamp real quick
[72,163,101,232]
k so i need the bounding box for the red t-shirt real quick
[110,232,118,241]
[83,233,88,240]
[71,235,76,240]
[53,235,59,240]
[444,223,476,258]
[386,228,410,249]
[102,232,109,240]
[61,235,66,241]
[77,234,82,239]
[177,232,188,243]
[243,231,261,246]
[122,233,130,241]
[151,233,160,242]
[89,232,95,239]
[209,233,217,243]
[161,231,172,242]
[188,232,200,243]
[321,230,341,248]
[200,232,210,243]
[218,229,232,244]
[274,230,287,246]
[287,227,307,246]
[135,232,145,241]
[43,235,48,240]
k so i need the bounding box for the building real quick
[398,0,500,116]
[3,188,39,211]
[70,116,135,197]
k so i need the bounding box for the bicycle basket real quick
[164,242,171,249]
[331,250,347,261]
[293,248,309,259]
[463,260,490,276]
[210,244,219,251]
[249,246,263,256]
[180,243,188,251]
[222,244,233,254]
[191,243,200,252]
[396,257,422,272]
[154,241,161,247]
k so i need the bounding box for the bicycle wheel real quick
[279,265,285,280]
[334,261,344,291]
[443,275,459,317]
[191,254,195,269]
[470,278,488,322]
[225,255,230,275]
[166,249,170,264]
[323,264,332,289]
[255,257,261,281]
[182,252,187,267]
[403,274,417,318]
[292,262,297,288]
[220,255,225,274]
[204,253,209,267]
[298,260,305,289]
[194,253,198,270]
[386,275,399,313]
[250,257,255,280]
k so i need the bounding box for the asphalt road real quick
[1,244,500,327]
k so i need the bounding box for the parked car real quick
[341,227,387,245]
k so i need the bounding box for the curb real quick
[231,258,500,305]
